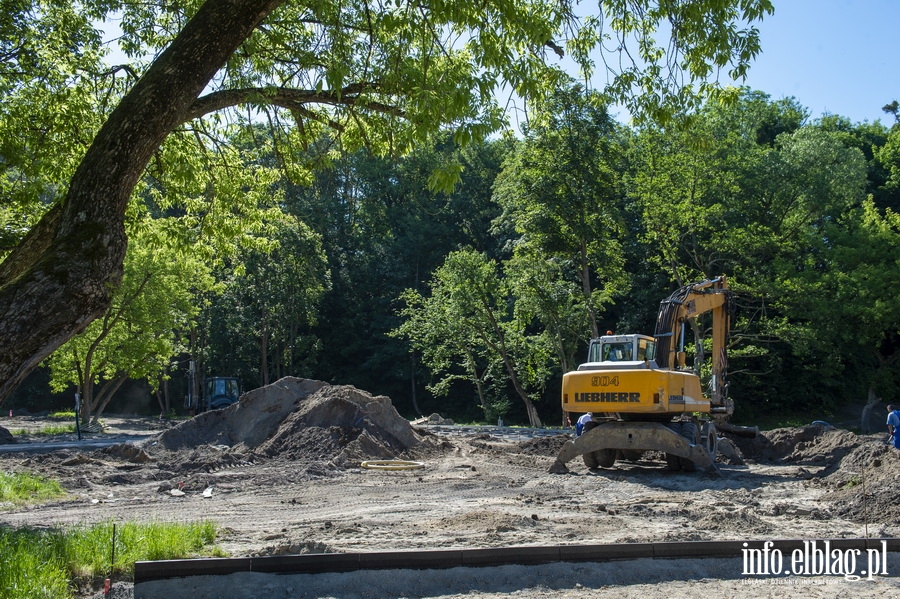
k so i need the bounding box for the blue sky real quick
[737,0,897,124]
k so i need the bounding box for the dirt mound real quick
[694,509,771,534]
[0,425,14,445]
[102,443,152,463]
[251,540,337,557]
[728,424,860,466]
[251,383,422,464]
[143,378,423,470]
[820,440,900,524]
[517,435,569,456]
[148,378,329,451]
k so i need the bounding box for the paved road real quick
[0,424,567,455]
[0,434,152,454]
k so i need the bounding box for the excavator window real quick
[636,339,657,361]
[603,343,633,361]
[206,378,239,399]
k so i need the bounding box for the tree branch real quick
[184,84,406,123]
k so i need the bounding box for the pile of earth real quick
[726,423,862,467]
[724,423,900,525]
[819,440,900,523]
[140,377,436,474]
[0,424,14,444]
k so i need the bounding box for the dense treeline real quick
[9,87,900,429]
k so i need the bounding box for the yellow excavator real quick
[549,276,744,475]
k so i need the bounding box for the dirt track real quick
[2,377,900,597]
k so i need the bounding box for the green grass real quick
[48,411,76,419]
[0,472,66,506]
[38,424,77,435]
[7,423,77,436]
[0,520,223,599]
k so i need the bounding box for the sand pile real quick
[142,377,425,470]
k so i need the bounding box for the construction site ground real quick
[2,377,899,598]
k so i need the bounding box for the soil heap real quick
[728,423,861,467]
[725,423,900,524]
[0,424,15,445]
[141,377,427,473]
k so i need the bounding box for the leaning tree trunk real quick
[505,362,543,428]
[0,0,284,405]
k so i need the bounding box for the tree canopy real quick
[2,0,775,407]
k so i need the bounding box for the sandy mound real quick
[694,508,771,534]
[143,377,427,471]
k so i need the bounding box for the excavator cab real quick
[586,335,657,365]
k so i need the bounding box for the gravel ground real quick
[2,378,898,598]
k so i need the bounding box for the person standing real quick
[576,412,593,437]
[886,405,900,449]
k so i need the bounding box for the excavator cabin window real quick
[636,338,657,362]
[603,343,633,361]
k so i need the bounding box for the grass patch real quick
[843,476,862,489]
[7,424,77,436]
[49,411,76,419]
[0,471,65,506]
[0,520,223,599]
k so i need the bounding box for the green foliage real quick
[200,214,330,386]
[0,1,113,252]
[46,217,217,421]
[493,85,629,367]
[769,199,900,402]
[875,125,900,204]
[0,520,221,599]
[284,137,509,415]
[394,248,554,426]
[0,471,65,506]
[582,1,773,123]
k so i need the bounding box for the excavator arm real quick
[654,276,733,412]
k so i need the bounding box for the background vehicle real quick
[201,376,241,411]
[549,276,746,475]
[184,366,242,413]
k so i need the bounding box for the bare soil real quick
[2,377,899,598]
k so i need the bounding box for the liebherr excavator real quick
[549,276,745,475]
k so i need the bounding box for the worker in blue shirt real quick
[886,405,900,449]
